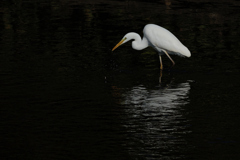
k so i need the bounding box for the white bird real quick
[112,24,191,70]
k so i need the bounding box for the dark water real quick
[1,0,240,159]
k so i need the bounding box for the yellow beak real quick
[112,38,126,51]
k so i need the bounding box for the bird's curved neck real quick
[129,33,148,50]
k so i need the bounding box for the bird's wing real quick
[144,24,187,57]
[152,28,183,53]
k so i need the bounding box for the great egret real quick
[112,24,191,69]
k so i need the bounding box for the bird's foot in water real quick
[159,69,162,83]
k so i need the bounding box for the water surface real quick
[1,0,240,159]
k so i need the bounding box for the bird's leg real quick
[159,55,163,70]
[159,69,162,83]
[162,50,175,67]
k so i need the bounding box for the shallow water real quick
[1,0,240,159]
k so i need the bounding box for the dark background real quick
[1,0,240,159]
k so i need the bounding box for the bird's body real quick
[143,24,191,57]
[112,24,191,69]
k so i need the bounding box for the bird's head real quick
[112,33,134,51]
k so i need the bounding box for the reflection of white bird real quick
[121,82,191,157]
[112,24,191,69]
[123,83,190,110]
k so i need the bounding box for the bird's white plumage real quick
[143,24,191,57]
[112,24,191,69]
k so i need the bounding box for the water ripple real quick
[119,81,191,159]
